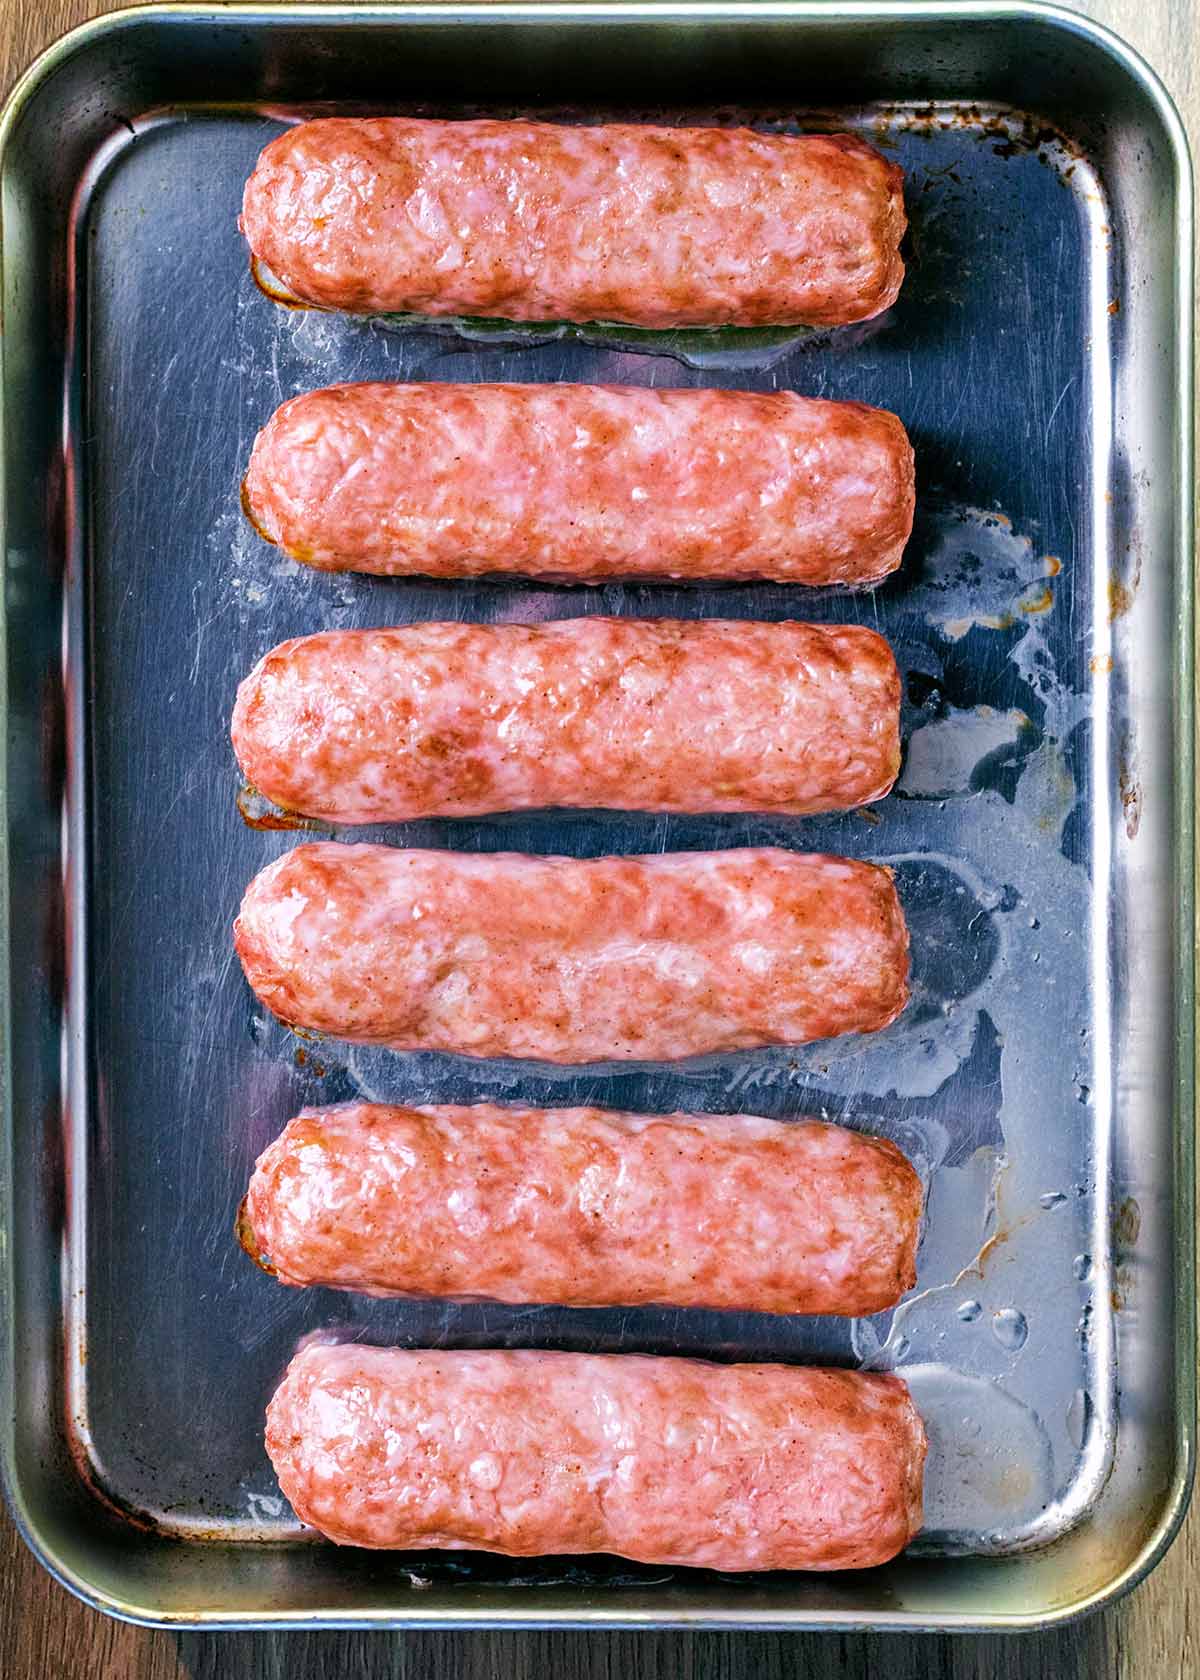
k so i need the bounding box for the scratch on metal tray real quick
[1044,374,1077,444]
[188,585,237,685]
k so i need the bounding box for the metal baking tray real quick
[0,0,1192,1632]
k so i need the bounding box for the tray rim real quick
[0,0,1193,1634]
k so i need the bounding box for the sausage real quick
[231,620,902,823]
[240,120,906,328]
[240,1103,922,1316]
[265,1345,926,1568]
[234,843,910,1063]
[241,383,914,585]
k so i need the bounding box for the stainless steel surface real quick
[0,0,1192,1633]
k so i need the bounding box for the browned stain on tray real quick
[1109,539,1144,622]
[1111,1196,1142,1309]
[1118,741,1143,840]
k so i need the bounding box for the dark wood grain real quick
[0,0,1195,1674]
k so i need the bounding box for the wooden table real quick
[0,0,1194,1674]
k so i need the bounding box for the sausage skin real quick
[240,1103,922,1316]
[231,620,902,823]
[265,1345,926,1568]
[241,120,906,328]
[234,844,910,1063]
[241,383,915,585]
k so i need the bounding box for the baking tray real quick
[0,0,1192,1633]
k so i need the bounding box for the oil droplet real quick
[900,1366,1055,1550]
[1073,1253,1093,1281]
[957,1299,983,1322]
[992,1308,1029,1351]
[1039,1191,1067,1210]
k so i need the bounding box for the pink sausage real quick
[240,120,905,328]
[265,1345,926,1569]
[241,383,914,585]
[234,844,910,1063]
[240,1103,922,1316]
[231,620,902,823]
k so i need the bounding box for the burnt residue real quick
[235,1197,274,1276]
[1019,583,1054,616]
[236,783,327,832]
[873,101,1089,167]
[239,475,274,544]
[1117,728,1143,841]
[249,253,314,309]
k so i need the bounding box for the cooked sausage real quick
[240,1102,922,1316]
[265,1345,926,1568]
[241,383,914,585]
[231,620,902,823]
[240,120,906,328]
[234,844,910,1063]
